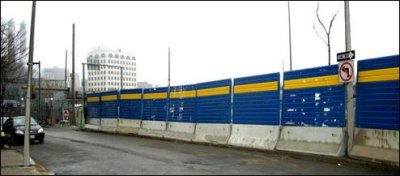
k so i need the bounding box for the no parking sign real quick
[63,110,69,120]
[338,60,354,83]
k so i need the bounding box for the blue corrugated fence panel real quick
[195,79,231,124]
[168,84,196,122]
[282,65,346,127]
[284,64,338,80]
[356,56,399,130]
[142,87,168,121]
[234,73,279,85]
[87,93,101,119]
[233,73,280,125]
[119,88,143,120]
[100,90,119,119]
[358,55,399,71]
[282,86,345,127]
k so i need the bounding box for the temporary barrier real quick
[277,65,346,156]
[164,84,197,141]
[228,73,280,150]
[193,79,232,144]
[99,90,119,132]
[138,87,168,138]
[85,93,101,130]
[350,55,399,164]
[117,88,143,134]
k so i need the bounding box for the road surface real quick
[11,127,398,175]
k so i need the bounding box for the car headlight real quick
[38,128,44,133]
[15,129,24,135]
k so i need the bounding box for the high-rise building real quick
[43,66,66,81]
[42,66,81,92]
[137,81,154,89]
[86,46,137,92]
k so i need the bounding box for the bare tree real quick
[1,18,28,85]
[313,3,340,66]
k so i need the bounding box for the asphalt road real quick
[11,127,399,175]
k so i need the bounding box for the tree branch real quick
[313,22,328,46]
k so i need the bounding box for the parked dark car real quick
[2,116,45,144]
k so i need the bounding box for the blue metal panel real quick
[282,86,345,127]
[356,80,399,130]
[168,84,196,122]
[119,88,143,120]
[195,79,231,123]
[284,64,338,80]
[142,87,167,121]
[234,73,279,85]
[282,65,346,127]
[358,55,399,71]
[87,93,101,119]
[100,91,119,119]
[233,73,280,125]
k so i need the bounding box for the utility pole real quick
[288,1,293,71]
[166,47,170,125]
[71,24,75,125]
[24,0,36,167]
[82,63,86,129]
[344,1,355,155]
[65,50,68,88]
[33,62,41,123]
[38,62,41,123]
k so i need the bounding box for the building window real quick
[114,54,119,59]
[126,56,130,60]
[121,55,125,59]
[108,53,113,58]
[101,53,106,58]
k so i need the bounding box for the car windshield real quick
[13,117,38,126]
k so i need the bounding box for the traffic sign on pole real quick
[63,110,69,120]
[337,50,355,61]
[338,60,354,83]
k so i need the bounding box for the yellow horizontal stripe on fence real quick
[144,92,167,99]
[170,90,196,99]
[120,93,141,100]
[234,81,278,94]
[284,75,341,90]
[87,97,99,102]
[101,95,117,101]
[358,67,399,83]
[197,86,230,97]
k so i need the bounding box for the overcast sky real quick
[1,1,399,87]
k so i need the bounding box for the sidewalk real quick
[1,146,53,175]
